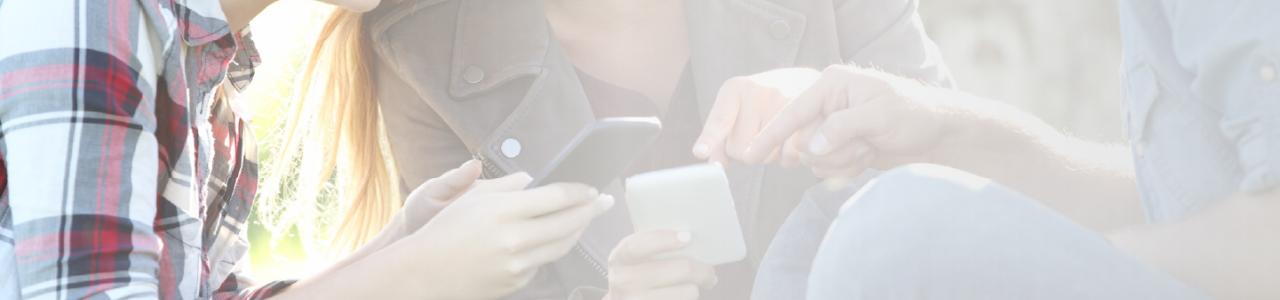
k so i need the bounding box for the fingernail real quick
[507,261,527,275]
[739,146,753,161]
[676,231,693,244]
[809,133,832,155]
[692,144,710,158]
[597,194,616,211]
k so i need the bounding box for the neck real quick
[544,0,690,109]
[545,0,681,32]
[221,0,277,32]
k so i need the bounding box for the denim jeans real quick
[754,164,1207,300]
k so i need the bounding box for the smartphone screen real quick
[529,117,663,189]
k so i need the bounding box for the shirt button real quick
[463,66,486,84]
[501,138,522,158]
[769,20,792,40]
[1260,63,1276,83]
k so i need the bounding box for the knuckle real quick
[679,260,697,275]
[677,285,701,299]
[823,64,855,75]
[821,64,845,75]
[498,275,522,292]
[420,177,442,188]
[706,112,732,125]
[565,183,592,199]
[608,271,641,290]
[504,260,525,276]
[552,184,574,201]
[761,86,783,99]
[499,235,523,254]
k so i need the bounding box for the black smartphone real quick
[529,117,664,189]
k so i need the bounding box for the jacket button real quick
[464,66,486,84]
[501,138,522,158]
[1260,63,1276,83]
[769,20,792,40]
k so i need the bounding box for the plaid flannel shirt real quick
[0,1,293,298]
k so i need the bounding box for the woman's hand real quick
[604,231,718,300]
[276,167,614,300]
[693,68,821,166]
[743,65,959,178]
[379,160,486,242]
[408,174,616,299]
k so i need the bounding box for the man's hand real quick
[744,65,955,178]
[693,68,821,166]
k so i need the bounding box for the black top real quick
[577,65,755,299]
[578,65,702,175]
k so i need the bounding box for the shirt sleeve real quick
[1168,0,1280,193]
[0,1,167,298]
[212,259,297,300]
[833,0,955,86]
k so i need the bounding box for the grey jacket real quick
[363,0,951,298]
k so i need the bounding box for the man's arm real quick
[928,90,1147,232]
[1108,189,1280,299]
[830,0,1144,232]
[747,67,1149,232]
[1107,1,1280,297]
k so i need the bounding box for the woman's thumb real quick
[415,159,484,201]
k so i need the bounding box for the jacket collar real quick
[447,0,807,116]
[448,0,551,98]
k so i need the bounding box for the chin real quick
[323,0,381,12]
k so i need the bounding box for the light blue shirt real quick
[1119,0,1280,222]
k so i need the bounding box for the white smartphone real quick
[624,163,747,265]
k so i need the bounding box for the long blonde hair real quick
[261,8,398,254]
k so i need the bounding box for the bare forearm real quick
[315,221,406,277]
[219,0,276,31]
[1109,190,1280,299]
[271,236,427,299]
[931,90,1145,231]
[279,201,451,298]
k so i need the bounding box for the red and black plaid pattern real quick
[0,1,292,298]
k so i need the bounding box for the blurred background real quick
[920,0,1123,143]
[241,0,1127,281]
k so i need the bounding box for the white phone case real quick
[624,164,747,265]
